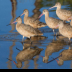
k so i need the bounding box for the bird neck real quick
[24,13,29,18]
[56,6,61,10]
[16,60,22,68]
[17,61,22,65]
[58,58,64,65]
[59,23,64,29]
[45,55,49,59]
[45,13,49,21]
[17,22,22,25]
[24,13,29,22]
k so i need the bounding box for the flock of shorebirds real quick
[7,2,72,43]
[6,2,72,68]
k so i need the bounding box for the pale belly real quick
[24,19,34,27]
[56,11,68,21]
[24,20,29,25]
[46,20,58,29]
[16,27,25,36]
[59,28,72,38]
[24,18,30,25]
[16,26,35,38]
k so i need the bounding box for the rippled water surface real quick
[0,0,72,69]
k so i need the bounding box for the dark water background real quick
[0,0,72,69]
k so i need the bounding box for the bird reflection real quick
[22,54,39,69]
[6,0,18,69]
[9,0,17,33]
[15,45,43,68]
[57,46,72,66]
[56,34,71,43]
[43,39,67,63]
[34,55,39,69]
[6,41,16,69]
[70,61,72,69]
[32,0,42,19]
[22,36,47,49]
[22,60,30,69]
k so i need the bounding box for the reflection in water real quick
[70,61,72,69]
[2,0,72,69]
[23,36,47,49]
[19,0,24,3]
[6,41,16,69]
[6,0,18,69]
[43,39,67,63]
[9,0,17,33]
[57,47,72,66]
[41,0,72,10]
[56,35,72,45]
[40,0,72,18]
[22,60,30,69]
[15,46,43,68]
[32,0,42,19]
[34,55,39,69]
[22,35,45,69]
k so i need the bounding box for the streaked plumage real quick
[14,17,43,41]
[20,9,47,28]
[49,2,72,21]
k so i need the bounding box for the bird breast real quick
[56,10,68,20]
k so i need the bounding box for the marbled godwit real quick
[20,9,47,28]
[49,2,72,22]
[15,47,43,68]
[38,9,62,35]
[56,47,72,66]
[11,17,43,41]
[55,21,72,42]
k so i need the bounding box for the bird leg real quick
[56,32,58,37]
[69,46,71,50]
[22,36,24,42]
[53,29,55,36]
[30,37,32,46]
[63,20,66,24]
[69,38,70,40]
[56,31,61,37]
[68,38,71,44]
[23,46,25,49]
[53,37,55,41]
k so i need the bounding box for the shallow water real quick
[0,0,72,69]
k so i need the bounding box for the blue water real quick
[0,0,72,69]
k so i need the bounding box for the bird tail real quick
[38,32,43,36]
[35,29,43,36]
[38,22,47,28]
[37,30,43,36]
[39,48,44,51]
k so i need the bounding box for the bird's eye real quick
[24,10,26,12]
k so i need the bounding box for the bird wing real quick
[28,17,40,24]
[61,9,72,17]
[64,24,72,32]
[50,17,62,24]
[20,24,41,34]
